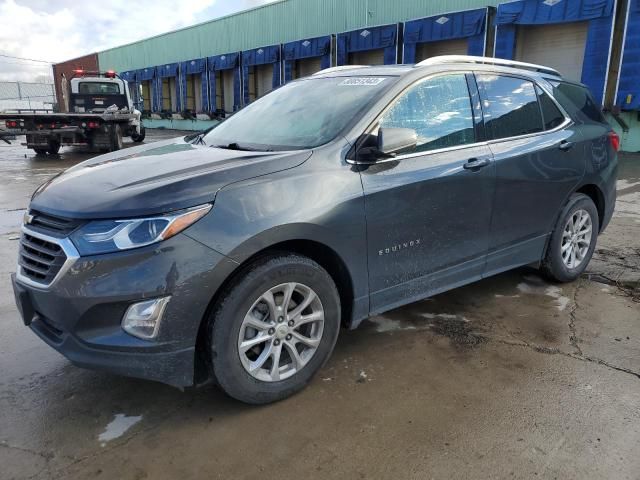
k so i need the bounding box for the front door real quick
[359,73,496,313]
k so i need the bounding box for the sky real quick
[0,0,279,82]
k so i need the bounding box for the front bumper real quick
[12,231,237,388]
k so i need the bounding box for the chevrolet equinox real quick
[12,56,618,404]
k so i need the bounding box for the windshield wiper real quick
[212,142,272,152]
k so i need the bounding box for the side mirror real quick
[377,127,417,156]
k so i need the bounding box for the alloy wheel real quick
[238,282,325,382]
[561,209,592,269]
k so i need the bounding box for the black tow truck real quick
[0,70,145,155]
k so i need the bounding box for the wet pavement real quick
[0,136,639,480]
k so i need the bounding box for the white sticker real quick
[339,77,386,86]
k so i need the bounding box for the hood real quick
[30,136,311,219]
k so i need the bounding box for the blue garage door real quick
[208,52,242,114]
[616,0,640,109]
[403,7,489,63]
[283,35,332,82]
[179,58,208,114]
[119,70,139,110]
[156,62,181,112]
[242,45,281,105]
[494,0,616,104]
[136,67,157,112]
[337,23,398,66]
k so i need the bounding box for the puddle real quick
[98,414,142,446]
[0,209,25,235]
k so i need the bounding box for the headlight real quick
[70,204,211,255]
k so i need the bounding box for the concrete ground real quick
[0,134,638,480]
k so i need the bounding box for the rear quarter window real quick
[549,81,605,124]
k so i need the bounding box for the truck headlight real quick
[70,204,211,255]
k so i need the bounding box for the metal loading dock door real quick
[208,52,241,116]
[615,0,640,110]
[242,45,281,105]
[494,0,616,104]
[180,58,208,113]
[283,35,332,82]
[515,23,588,82]
[119,71,139,110]
[156,63,181,113]
[136,67,156,112]
[403,7,489,63]
[337,24,398,66]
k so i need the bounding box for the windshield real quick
[202,76,394,150]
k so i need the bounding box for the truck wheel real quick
[109,124,123,152]
[47,140,61,155]
[131,125,146,143]
[541,193,599,283]
[208,254,341,404]
[33,148,48,155]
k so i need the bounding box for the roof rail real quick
[312,65,366,75]
[415,55,561,77]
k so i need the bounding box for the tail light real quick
[86,121,100,129]
[608,131,620,152]
[6,120,18,128]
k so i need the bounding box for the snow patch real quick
[369,316,416,332]
[517,281,571,311]
[99,414,142,445]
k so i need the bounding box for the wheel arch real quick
[193,238,358,385]
[575,183,605,232]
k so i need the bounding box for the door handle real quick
[558,140,574,152]
[463,157,490,170]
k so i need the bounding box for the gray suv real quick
[12,56,617,404]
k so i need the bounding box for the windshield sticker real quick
[339,77,386,86]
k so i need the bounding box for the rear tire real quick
[47,140,61,155]
[33,148,47,155]
[208,254,341,404]
[109,124,123,152]
[131,125,145,143]
[541,193,599,283]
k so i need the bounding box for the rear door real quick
[476,73,585,276]
[360,72,495,313]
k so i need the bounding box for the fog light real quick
[122,296,170,339]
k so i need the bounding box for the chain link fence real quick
[0,81,55,112]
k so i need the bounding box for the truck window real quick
[78,82,121,95]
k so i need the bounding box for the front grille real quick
[18,233,67,284]
[28,210,83,236]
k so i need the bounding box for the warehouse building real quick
[53,0,639,151]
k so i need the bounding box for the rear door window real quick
[378,73,476,153]
[476,74,543,140]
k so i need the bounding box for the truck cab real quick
[69,73,133,113]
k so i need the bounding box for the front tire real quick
[208,254,341,404]
[541,193,599,282]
